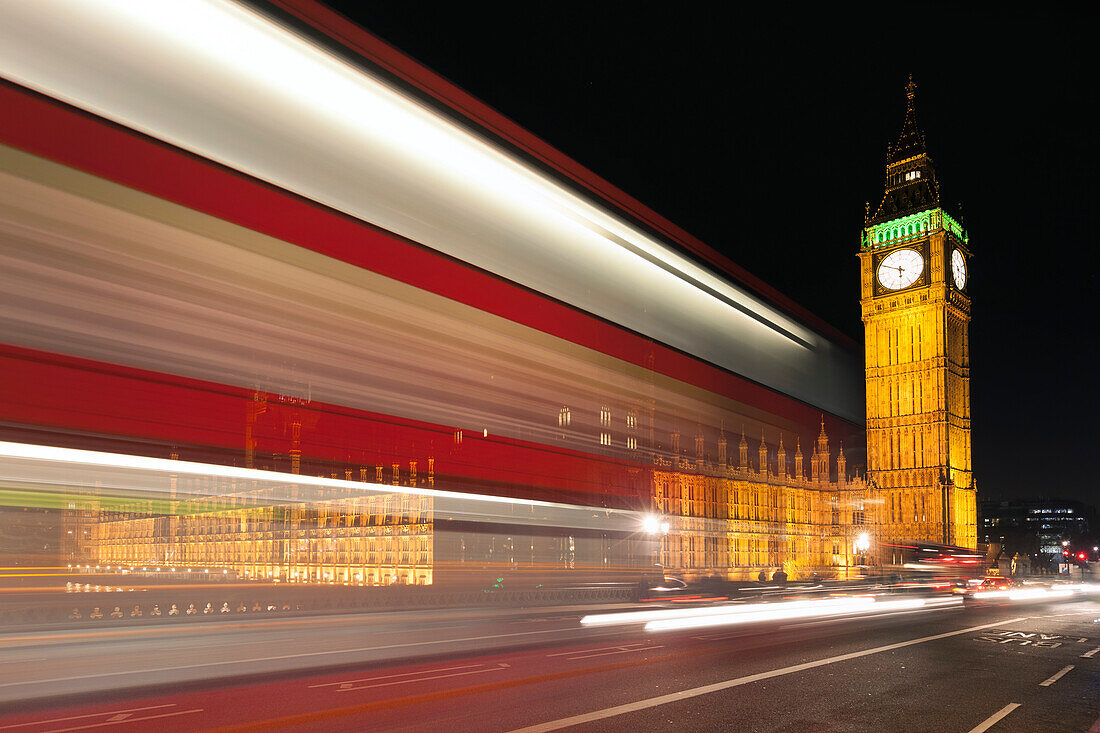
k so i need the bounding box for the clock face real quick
[877,248,924,290]
[952,249,967,289]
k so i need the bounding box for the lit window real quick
[558,407,571,428]
[905,170,922,181]
[599,405,611,428]
[627,436,637,450]
[600,432,611,446]
[626,410,637,430]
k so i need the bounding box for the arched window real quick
[626,410,637,430]
[558,407,571,428]
[598,405,611,446]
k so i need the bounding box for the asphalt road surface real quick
[0,596,1097,732]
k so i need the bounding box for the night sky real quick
[321,4,1095,506]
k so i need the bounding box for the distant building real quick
[980,499,1095,556]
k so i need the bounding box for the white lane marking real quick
[508,616,1028,733]
[310,660,486,686]
[39,709,201,733]
[560,646,664,661]
[0,626,579,688]
[967,703,1020,733]
[331,663,510,692]
[1081,647,1100,658]
[1039,665,1074,687]
[1077,637,1089,643]
[0,706,174,729]
[546,643,654,658]
[691,632,742,641]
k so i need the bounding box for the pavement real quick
[0,595,1097,732]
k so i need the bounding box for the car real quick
[639,576,730,603]
[977,576,1014,591]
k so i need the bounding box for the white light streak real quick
[580,595,952,632]
[644,597,933,632]
[0,441,646,535]
[0,1,862,420]
[972,587,1078,601]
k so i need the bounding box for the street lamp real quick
[641,514,670,536]
[641,514,670,588]
[854,533,871,577]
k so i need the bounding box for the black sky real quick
[321,4,1096,505]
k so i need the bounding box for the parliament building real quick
[649,77,977,578]
[76,78,976,585]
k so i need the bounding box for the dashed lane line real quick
[1039,665,1074,687]
[508,616,1028,732]
[1081,647,1100,659]
[967,703,1020,733]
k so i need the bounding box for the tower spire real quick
[738,425,748,469]
[868,76,940,224]
[794,437,804,481]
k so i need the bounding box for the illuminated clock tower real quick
[859,77,977,549]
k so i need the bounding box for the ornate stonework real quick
[860,78,977,550]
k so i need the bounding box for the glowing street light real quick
[642,514,670,535]
[854,533,871,553]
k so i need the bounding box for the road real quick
[0,595,1098,732]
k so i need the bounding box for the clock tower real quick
[859,77,976,549]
